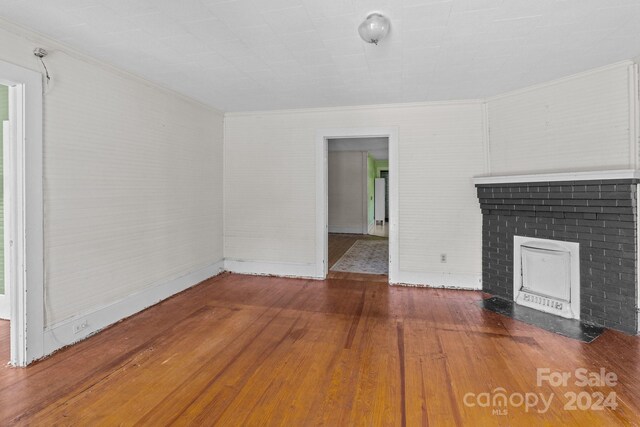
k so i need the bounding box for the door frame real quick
[0,59,44,366]
[315,127,398,282]
[0,121,10,320]
[379,169,389,221]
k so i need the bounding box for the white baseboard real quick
[391,271,482,290]
[224,259,321,279]
[42,260,225,357]
[328,225,365,234]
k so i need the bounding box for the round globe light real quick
[358,13,390,45]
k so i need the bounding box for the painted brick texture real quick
[477,180,638,334]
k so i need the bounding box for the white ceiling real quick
[329,137,388,159]
[1,0,639,112]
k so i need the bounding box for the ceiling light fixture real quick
[358,12,390,45]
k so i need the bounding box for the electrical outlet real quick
[440,254,447,263]
[73,320,88,334]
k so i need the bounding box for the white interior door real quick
[0,120,8,320]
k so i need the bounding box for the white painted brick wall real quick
[0,22,224,326]
[487,62,634,174]
[224,102,486,278]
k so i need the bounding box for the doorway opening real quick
[0,59,44,366]
[326,137,389,280]
[315,127,398,283]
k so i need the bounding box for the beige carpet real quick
[331,240,389,275]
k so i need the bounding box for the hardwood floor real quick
[328,233,388,282]
[0,274,638,425]
[0,320,7,364]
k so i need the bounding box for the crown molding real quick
[225,99,485,118]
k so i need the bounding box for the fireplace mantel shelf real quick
[473,169,640,185]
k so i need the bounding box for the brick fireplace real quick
[474,170,640,334]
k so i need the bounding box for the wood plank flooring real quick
[0,320,7,364]
[0,273,638,425]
